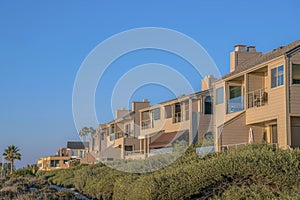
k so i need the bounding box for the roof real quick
[221,40,300,80]
[139,89,212,112]
[67,141,89,149]
[149,130,188,149]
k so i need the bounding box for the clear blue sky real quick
[0,1,299,168]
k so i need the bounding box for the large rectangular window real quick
[271,65,284,88]
[216,87,224,104]
[292,64,300,84]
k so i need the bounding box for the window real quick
[216,87,224,104]
[292,64,300,84]
[125,124,131,135]
[229,86,241,99]
[271,65,284,88]
[110,124,115,141]
[173,103,182,123]
[151,108,160,120]
[124,145,133,151]
[204,97,212,114]
[164,105,172,118]
[111,124,115,134]
[107,127,110,136]
[110,134,115,141]
[141,111,151,129]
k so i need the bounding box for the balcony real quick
[227,96,244,114]
[247,88,268,108]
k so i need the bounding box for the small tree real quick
[3,145,21,175]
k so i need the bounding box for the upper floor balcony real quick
[247,88,268,108]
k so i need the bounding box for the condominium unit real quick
[88,76,215,160]
[138,89,213,157]
[88,100,150,161]
[213,40,300,151]
[37,141,88,170]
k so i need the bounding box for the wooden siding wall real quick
[290,50,300,115]
[248,73,265,92]
[246,57,287,148]
[220,112,263,146]
[290,85,300,114]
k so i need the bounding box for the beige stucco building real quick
[37,141,88,171]
[88,76,215,160]
[214,40,300,151]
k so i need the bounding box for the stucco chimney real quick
[201,75,217,91]
[234,44,246,52]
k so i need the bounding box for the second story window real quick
[164,105,172,118]
[271,65,284,88]
[216,87,224,105]
[125,124,131,135]
[141,111,151,130]
[173,103,182,123]
[292,64,300,84]
[204,97,212,114]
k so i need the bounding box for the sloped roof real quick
[222,40,300,80]
[67,141,89,149]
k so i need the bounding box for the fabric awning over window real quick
[149,130,188,149]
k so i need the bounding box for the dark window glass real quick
[205,97,212,114]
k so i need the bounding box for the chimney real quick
[230,44,261,72]
[131,100,150,112]
[234,44,246,52]
[116,109,130,119]
[247,46,256,52]
[201,75,217,91]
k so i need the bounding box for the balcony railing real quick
[227,96,244,114]
[115,131,134,139]
[247,88,268,108]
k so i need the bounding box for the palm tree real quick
[3,145,21,175]
[79,127,89,142]
[79,127,95,142]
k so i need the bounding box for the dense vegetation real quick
[37,144,300,199]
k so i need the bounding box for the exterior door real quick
[291,117,300,148]
[271,124,278,144]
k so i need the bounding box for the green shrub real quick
[39,144,300,200]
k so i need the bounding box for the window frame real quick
[204,97,212,115]
[292,64,300,84]
[271,65,284,88]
